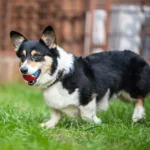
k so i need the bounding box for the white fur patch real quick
[43,82,79,116]
[35,74,55,89]
[132,105,145,122]
[97,89,110,111]
[79,98,101,124]
[57,46,74,75]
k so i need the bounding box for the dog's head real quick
[10,26,60,87]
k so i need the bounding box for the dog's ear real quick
[10,31,27,51]
[40,26,57,49]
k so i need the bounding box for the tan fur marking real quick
[13,36,25,51]
[23,50,26,57]
[43,56,53,73]
[41,34,56,48]
[12,36,25,43]
[31,50,37,56]
[41,35,45,41]
[20,36,25,41]
[136,98,143,107]
[51,44,57,48]
[28,61,39,68]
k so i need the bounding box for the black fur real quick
[10,26,150,126]
[62,50,150,105]
[10,27,150,107]
[16,40,60,75]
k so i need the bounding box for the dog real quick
[10,26,150,128]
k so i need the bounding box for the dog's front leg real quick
[40,108,61,128]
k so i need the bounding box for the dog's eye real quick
[33,54,42,61]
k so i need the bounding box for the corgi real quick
[10,26,150,128]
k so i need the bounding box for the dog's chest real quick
[43,82,80,115]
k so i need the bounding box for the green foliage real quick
[0,83,150,150]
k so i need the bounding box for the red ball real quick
[22,75,36,82]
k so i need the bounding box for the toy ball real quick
[22,71,39,82]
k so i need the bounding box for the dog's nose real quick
[20,67,28,74]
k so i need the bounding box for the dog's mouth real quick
[22,69,41,86]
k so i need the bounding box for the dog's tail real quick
[138,64,150,97]
[147,64,150,96]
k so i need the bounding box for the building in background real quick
[85,0,150,62]
[0,0,150,82]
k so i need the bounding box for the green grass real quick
[0,83,150,150]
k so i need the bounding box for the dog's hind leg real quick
[40,108,62,128]
[132,98,145,122]
[97,89,110,112]
[79,98,101,124]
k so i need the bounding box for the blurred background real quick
[0,0,150,83]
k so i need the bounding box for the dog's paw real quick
[93,116,102,124]
[40,122,46,128]
[40,121,55,128]
[132,106,145,122]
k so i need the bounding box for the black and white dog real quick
[10,26,150,128]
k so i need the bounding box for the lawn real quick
[0,83,150,150]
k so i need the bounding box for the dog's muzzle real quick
[22,69,41,86]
